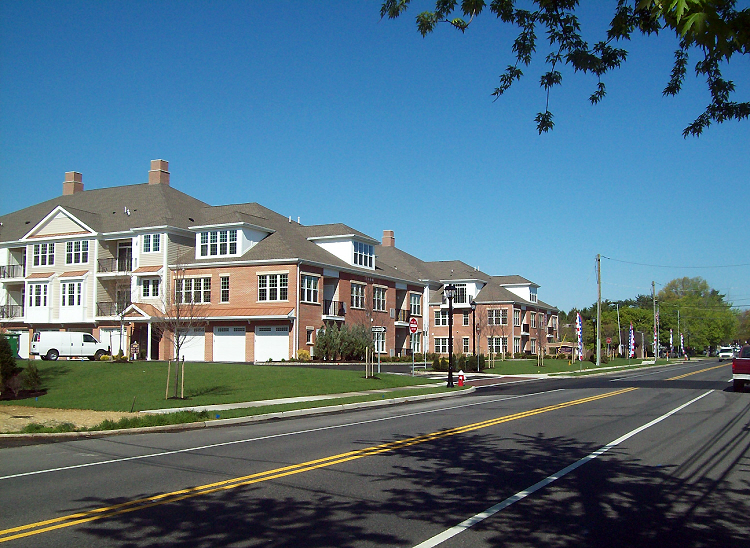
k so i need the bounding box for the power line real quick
[601,256,750,269]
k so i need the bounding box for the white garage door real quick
[213,326,247,362]
[254,326,290,363]
[99,328,126,355]
[178,328,205,362]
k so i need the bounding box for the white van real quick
[31,331,110,361]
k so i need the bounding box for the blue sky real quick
[1,1,748,313]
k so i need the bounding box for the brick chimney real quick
[148,159,170,185]
[62,172,84,195]
[382,230,395,247]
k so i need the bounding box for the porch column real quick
[147,321,152,361]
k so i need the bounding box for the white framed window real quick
[142,278,160,298]
[513,309,521,327]
[434,337,449,354]
[434,310,448,326]
[175,277,211,303]
[350,283,365,309]
[373,331,385,353]
[411,333,421,353]
[513,336,521,354]
[301,275,319,304]
[373,286,386,312]
[531,338,537,354]
[463,337,470,354]
[28,283,48,307]
[61,281,82,307]
[410,293,422,316]
[33,243,54,266]
[199,229,238,257]
[220,276,230,303]
[488,336,508,354]
[454,284,467,304]
[306,328,314,345]
[488,309,508,326]
[258,273,288,302]
[463,312,470,326]
[143,234,161,253]
[530,291,538,303]
[530,313,536,329]
[65,240,89,264]
[353,241,374,268]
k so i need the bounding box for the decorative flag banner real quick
[681,333,686,357]
[576,313,583,361]
[654,324,658,358]
[669,329,672,354]
[629,322,635,358]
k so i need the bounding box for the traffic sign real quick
[409,317,419,334]
[371,326,386,333]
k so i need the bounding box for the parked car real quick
[718,346,736,360]
[732,345,750,392]
[31,331,110,361]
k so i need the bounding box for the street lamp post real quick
[470,299,477,371]
[445,284,456,387]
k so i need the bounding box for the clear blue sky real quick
[1,1,748,313]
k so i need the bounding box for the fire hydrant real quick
[457,370,465,387]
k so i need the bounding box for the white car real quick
[718,346,736,360]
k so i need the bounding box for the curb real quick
[0,387,475,448]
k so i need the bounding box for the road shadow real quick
[71,420,750,547]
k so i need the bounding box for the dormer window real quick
[199,229,238,257]
[353,241,373,268]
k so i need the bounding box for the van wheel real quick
[734,379,745,392]
[46,349,59,361]
[93,350,105,361]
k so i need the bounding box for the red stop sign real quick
[409,317,419,334]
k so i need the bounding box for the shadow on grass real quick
[71,425,749,547]
[185,385,234,398]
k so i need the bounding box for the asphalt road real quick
[0,359,747,547]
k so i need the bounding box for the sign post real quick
[409,318,418,376]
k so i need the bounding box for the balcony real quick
[0,265,24,279]
[98,258,133,273]
[323,300,345,318]
[97,301,131,317]
[0,304,24,319]
[395,309,411,324]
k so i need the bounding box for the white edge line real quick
[412,390,715,548]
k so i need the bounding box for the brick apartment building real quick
[0,160,558,362]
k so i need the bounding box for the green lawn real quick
[485,357,670,375]
[2,360,443,413]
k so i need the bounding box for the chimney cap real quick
[149,159,170,185]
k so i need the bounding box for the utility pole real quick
[652,281,657,359]
[616,303,622,358]
[596,254,601,367]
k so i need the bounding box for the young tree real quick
[380,0,749,136]
[154,266,208,398]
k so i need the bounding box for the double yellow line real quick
[0,387,638,543]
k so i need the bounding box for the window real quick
[530,313,536,329]
[143,234,161,253]
[434,337,449,354]
[175,277,211,303]
[353,241,374,268]
[463,337,470,354]
[530,291,538,303]
[513,309,521,327]
[220,276,230,303]
[28,284,48,307]
[33,243,54,266]
[373,286,386,312]
[199,229,238,257]
[143,278,160,298]
[531,339,537,354]
[454,284,467,304]
[488,337,508,354]
[488,309,508,326]
[61,282,82,306]
[411,333,421,353]
[410,293,422,316]
[306,328,314,345]
[301,275,319,303]
[350,283,365,309]
[258,273,288,302]
[463,312,470,326]
[66,240,89,264]
[373,330,386,353]
[513,336,521,354]
[434,310,448,326]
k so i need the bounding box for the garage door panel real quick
[254,326,289,363]
[178,328,205,362]
[213,326,246,362]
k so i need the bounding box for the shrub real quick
[0,334,20,393]
[21,361,41,390]
[432,355,441,371]
[99,354,112,361]
[296,349,311,361]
